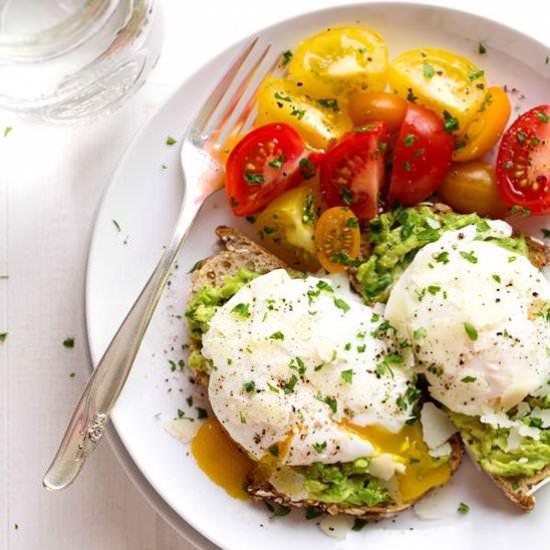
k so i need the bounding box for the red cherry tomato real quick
[319,123,389,220]
[225,123,305,216]
[388,104,454,206]
[496,105,550,214]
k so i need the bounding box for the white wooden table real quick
[1,1,547,548]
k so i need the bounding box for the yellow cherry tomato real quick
[314,207,360,273]
[288,26,388,99]
[255,180,322,271]
[256,78,352,150]
[437,161,509,218]
[348,91,407,132]
[452,86,511,162]
[389,48,487,132]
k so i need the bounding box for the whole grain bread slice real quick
[186,225,464,520]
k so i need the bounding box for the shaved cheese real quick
[518,423,541,440]
[429,442,452,458]
[319,515,353,539]
[368,454,406,480]
[505,427,522,452]
[164,418,201,443]
[515,402,531,419]
[480,412,515,428]
[268,467,308,502]
[326,55,363,76]
[420,403,456,449]
[529,407,550,428]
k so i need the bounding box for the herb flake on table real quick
[112,219,121,232]
[0,332,7,342]
[166,136,177,145]
[63,337,74,348]
[4,127,12,137]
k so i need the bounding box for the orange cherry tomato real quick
[452,87,511,162]
[348,91,407,132]
[314,207,361,273]
[437,161,509,218]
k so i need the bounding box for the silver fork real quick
[43,37,276,490]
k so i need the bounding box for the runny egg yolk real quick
[191,419,254,499]
[343,421,452,502]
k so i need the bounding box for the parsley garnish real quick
[312,441,327,453]
[468,69,485,81]
[317,98,339,112]
[478,42,487,54]
[457,502,470,514]
[268,154,285,168]
[166,136,177,145]
[510,205,531,218]
[476,220,490,232]
[112,219,121,232]
[461,376,477,383]
[333,297,350,313]
[197,407,208,419]
[299,157,316,179]
[281,49,293,66]
[460,250,478,264]
[423,62,434,79]
[283,374,298,394]
[403,160,411,171]
[4,127,12,137]
[63,337,74,348]
[231,303,250,318]
[341,369,354,383]
[244,172,264,185]
[443,110,459,133]
[0,332,8,343]
[316,394,337,413]
[303,194,316,224]
[267,382,280,394]
[435,251,449,264]
[268,444,279,457]
[340,186,353,205]
[270,331,284,340]
[537,111,550,123]
[243,380,256,393]
[404,133,416,147]
[464,322,478,341]
[352,519,368,531]
[346,216,359,228]
[291,108,306,120]
[413,327,427,340]
[274,91,292,102]
[492,274,501,283]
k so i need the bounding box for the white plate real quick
[86,4,550,549]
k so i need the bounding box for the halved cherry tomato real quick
[320,123,389,219]
[453,87,511,162]
[314,207,360,273]
[255,180,322,271]
[389,48,487,132]
[348,91,407,132]
[496,105,550,214]
[256,79,352,149]
[288,26,388,99]
[437,162,509,218]
[388,104,454,206]
[225,123,305,216]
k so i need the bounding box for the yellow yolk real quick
[343,421,452,502]
[191,419,254,499]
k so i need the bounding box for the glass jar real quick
[0,0,163,121]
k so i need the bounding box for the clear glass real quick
[0,0,163,121]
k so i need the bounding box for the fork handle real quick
[43,193,200,491]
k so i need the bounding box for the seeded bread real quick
[186,225,463,520]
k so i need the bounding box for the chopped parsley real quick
[268,154,285,168]
[492,274,502,283]
[299,157,316,179]
[112,219,121,232]
[305,508,324,520]
[413,327,427,340]
[340,186,353,205]
[289,356,306,375]
[291,108,306,120]
[316,393,338,413]
[423,62,434,79]
[427,285,441,295]
[166,136,177,145]
[317,98,339,112]
[478,42,487,54]
[443,110,459,133]
[0,332,7,343]
[281,49,293,66]
[243,380,256,393]
[537,111,550,123]
[333,297,350,313]
[284,374,298,394]
[231,303,251,318]
[468,69,485,81]
[341,369,354,384]
[476,220,490,232]
[312,441,327,453]
[244,172,264,185]
[267,382,280,393]
[346,216,359,228]
[303,194,316,224]
[464,322,478,341]
[4,127,12,137]
[510,205,531,218]
[268,444,279,457]
[63,337,74,348]
[352,519,368,531]
[403,160,411,171]
[461,376,477,383]
[270,331,285,340]
[196,407,208,419]
[404,133,417,147]
[274,91,292,102]
[457,502,470,514]
[460,250,478,264]
[435,251,449,264]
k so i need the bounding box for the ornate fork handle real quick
[43,192,200,490]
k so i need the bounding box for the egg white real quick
[385,221,550,416]
[202,269,416,465]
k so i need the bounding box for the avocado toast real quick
[185,225,463,520]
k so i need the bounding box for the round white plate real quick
[86,4,550,549]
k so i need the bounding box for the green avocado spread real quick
[185,268,259,372]
[449,395,550,477]
[356,206,528,303]
[299,459,391,506]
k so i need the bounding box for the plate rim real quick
[84,2,550,548]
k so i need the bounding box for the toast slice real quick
[186,225,463,520]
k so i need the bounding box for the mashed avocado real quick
[300,459,391,506]
[185,268,259,372]
[449,406,550,477]
[356,206,528,303]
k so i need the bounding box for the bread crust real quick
[186,225,464,518]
